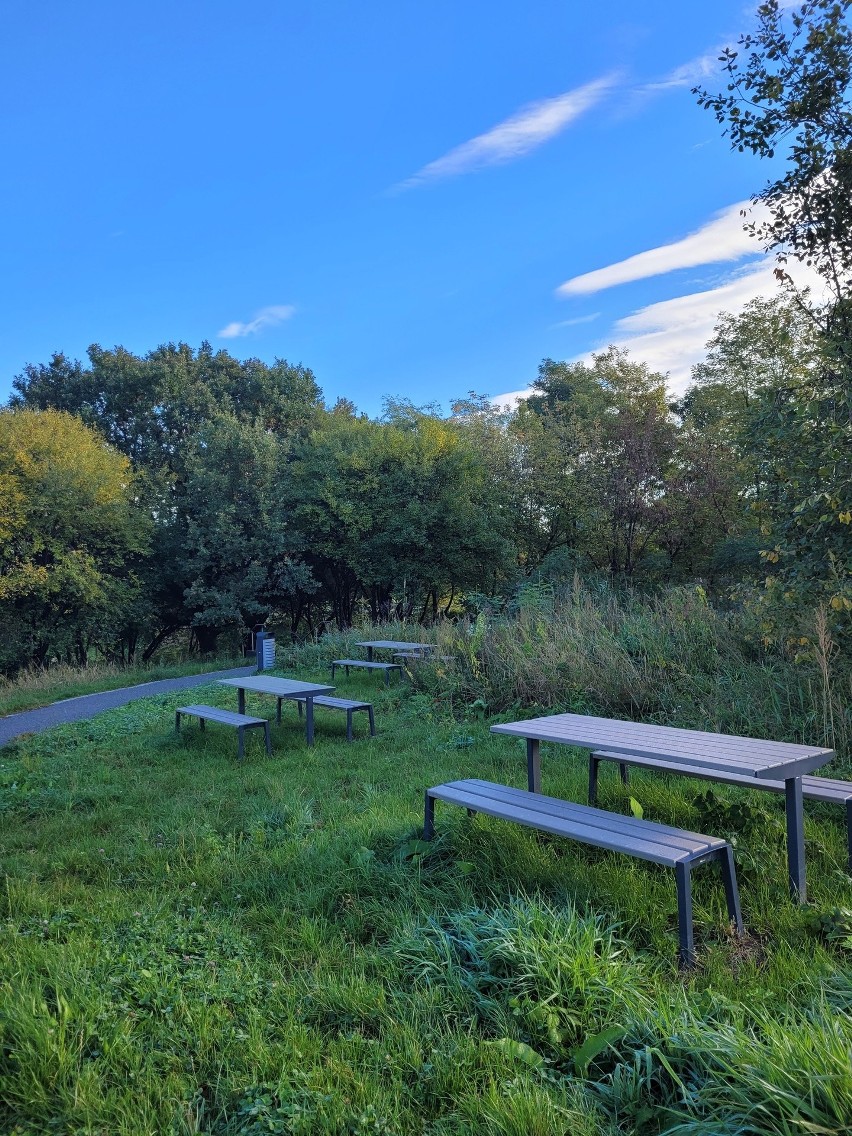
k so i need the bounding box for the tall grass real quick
[407,583,851,763]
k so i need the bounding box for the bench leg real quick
[846,800,852,874]
[367,705,375,736]
[527,739,541,793]
[784,776,807,902]
[331,664,337,680]
[264,721,272,756]
[619,763,629,786]
[276,697,283,726]
[675,862,695,968]
[199,717,205,731]
[175,711,182,733]
[719,846,744,934]
[346,710,353,742]
[297,701,303,718]
[237,728,245,762]
[384,668,389,686]
[588,754,599,805]
[424,791,435,840]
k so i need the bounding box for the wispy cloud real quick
[217,304,295,338]
[557,200,768,296]
[643,43,729,92]
[391,74,616,193]
[550,312,602,328]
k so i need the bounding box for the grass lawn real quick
[1,659,851,1134]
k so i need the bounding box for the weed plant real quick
[1,606,851,1133]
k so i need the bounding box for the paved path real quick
[0,666,256,746]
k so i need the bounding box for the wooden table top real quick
[490,712,833,780]
[218,676,335,697]
[355,640,434,651]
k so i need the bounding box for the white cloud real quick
[550,312,602,328]
[557,200,769,296]
[392,75,616,192]
[643,44,729,91]
[217,304,295,338]
[492,259,825,406]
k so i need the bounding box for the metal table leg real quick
[305,696,315,745]
[237,687,246,715]
[527,739,541,793]
[784,776,806,902]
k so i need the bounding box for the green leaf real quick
[629,797,644,819]
[397,839,432,861]
[572,1026,626,1076]
[485,1037,547,1069]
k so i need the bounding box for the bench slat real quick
[177,705,267,726]
[593,751,852,802]
[430,780,723,865]
[286,695,371,710]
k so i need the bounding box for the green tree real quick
[695,0,852,636]
[177,415,313,654]
[513,348,675,578]
[10,342,323,657]
[0,409,149,673]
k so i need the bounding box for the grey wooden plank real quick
[356,640,433,651]
[490,717,832,778]
[492,714,831,761]
[429,782,717,865]
[287,696,371,710]
[509,712,829,756]
[218,677,335,697]
[457,779,724,851]
[177,705,267,726]
[332,659,399,670]
[593,750,852,803]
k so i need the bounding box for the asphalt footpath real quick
[0,665,256,747]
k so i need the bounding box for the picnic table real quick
[218,676,335,746]
[490,712,835,903]
[355,640,434,661]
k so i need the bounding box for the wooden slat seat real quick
[282,695,375,742]
[424,778,743,966]
[175,704,271,760]
[330,659,402,685]
[589,750,852,869]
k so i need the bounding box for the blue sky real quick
[0,1,789,414]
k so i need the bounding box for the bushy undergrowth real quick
[1,609,851,1133]
[407,584,851,764]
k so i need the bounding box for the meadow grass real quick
[1,619,852,1133]
[0,659,248,718]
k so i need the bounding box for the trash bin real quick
[255,629,276,670]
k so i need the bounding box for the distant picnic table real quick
[355,640,435,661]
[490,712,835,903]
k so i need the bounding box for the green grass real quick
[0,658,247,718]
[1,651,852,1134]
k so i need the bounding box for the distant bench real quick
[424,778,743,967]
[589,750,852,870]
[285,695,376,742]
[330,659,402,685]
[175,704,271,760]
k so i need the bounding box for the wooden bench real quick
[175,704,271,760]
[330,659,402,685]
[424,778,743,966]
[589,750,852,870]
[393,652,454,663]
[283,695,375,742]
